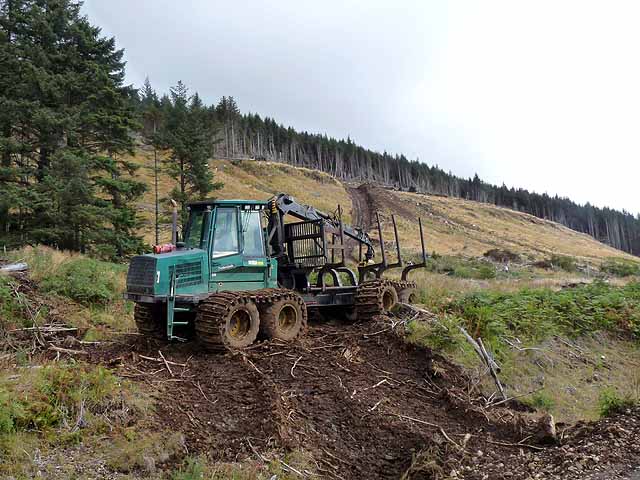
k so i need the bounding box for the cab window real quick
[242,210,264,257]
[212,208,239,258]
[184,210,206,249]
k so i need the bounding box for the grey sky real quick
[82,1,640,215]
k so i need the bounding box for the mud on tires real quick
[355,279,399,320]
[259,293,307,341]
[134,303,165,339]
[390,280,418,304]
[196,293,261,351]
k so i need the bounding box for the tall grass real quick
[5,246,133,337]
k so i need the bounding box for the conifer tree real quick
[0,0,146,257]
[156,81,221,227]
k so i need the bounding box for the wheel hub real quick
[278,305,298,331]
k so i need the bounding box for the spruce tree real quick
[157,81,221,227]
[0,0,146,257]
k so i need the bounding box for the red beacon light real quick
[153,243,176,254]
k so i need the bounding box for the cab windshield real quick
[212,207,239,258]
[184,210,206,249]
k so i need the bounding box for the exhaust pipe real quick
[170,199,178,245]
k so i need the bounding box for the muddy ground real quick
[78,315,640,480]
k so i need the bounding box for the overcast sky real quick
[82,1,639,215]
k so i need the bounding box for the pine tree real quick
[157,81,221,227]
[0,0,146,257]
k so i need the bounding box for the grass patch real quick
[0,362,150,477]
[523,391,556,412]
[598,387,638,417]
[426,255,497,280]
[601,258,640,277]
[106,430,185,474]
[9,246,126,305]
[0,362,145,435]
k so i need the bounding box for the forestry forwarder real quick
[124,194,428,350]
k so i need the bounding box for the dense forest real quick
[0,0,220,257]
[139,93,640,256]
[1,0,639,258]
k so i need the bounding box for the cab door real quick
[209,206,268,292]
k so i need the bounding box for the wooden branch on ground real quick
[478,338,507,401]
[48,345,88,356]
[9,326,78,333]
[290,355,303,378]
[458,326,485,360]
[486,387,543,408]
[158,350,174,377]
[138,354,186,367]
[486,439,545,451]
[391,413,464,451]
[459,326,507,400]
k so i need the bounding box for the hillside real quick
[130,146,633,266]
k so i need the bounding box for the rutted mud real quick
[86,318,532,479]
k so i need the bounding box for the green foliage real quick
[153,81,223,227]
[0,363,120,433]
[39,257,123,305]
[550,254,578,272]
[406,316,457,351]
[0,276,22,328]
[0,0,145,257]
[426,256,496,280]
[446,281,640,349]
[0,391,25,434]
[598,388,637,417]
[172,458,205,480]
[525,391,556,412]
[601,258,640,277]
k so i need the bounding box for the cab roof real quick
[187,199,268,209]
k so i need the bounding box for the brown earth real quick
[84,316,530,479]
[6,265,640,479]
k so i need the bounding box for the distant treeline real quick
[137,88,640,256]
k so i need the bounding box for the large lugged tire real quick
[134,303,165,339]
[259,293,307,341]
[355,280,399,320]
[196,292,261,351]
[392,280,418,304]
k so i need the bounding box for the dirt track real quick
[87,317,543,479]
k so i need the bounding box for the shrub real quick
[526,391,555,412]
[172,458,205,480]
[598,388,637,417]
[0,363,126,433]
[601,258,640,277]
[39,257,123,305]
[484,249,521,263]
[550,254,577,272]
[426,256,496,280]
[445,281,640,347]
